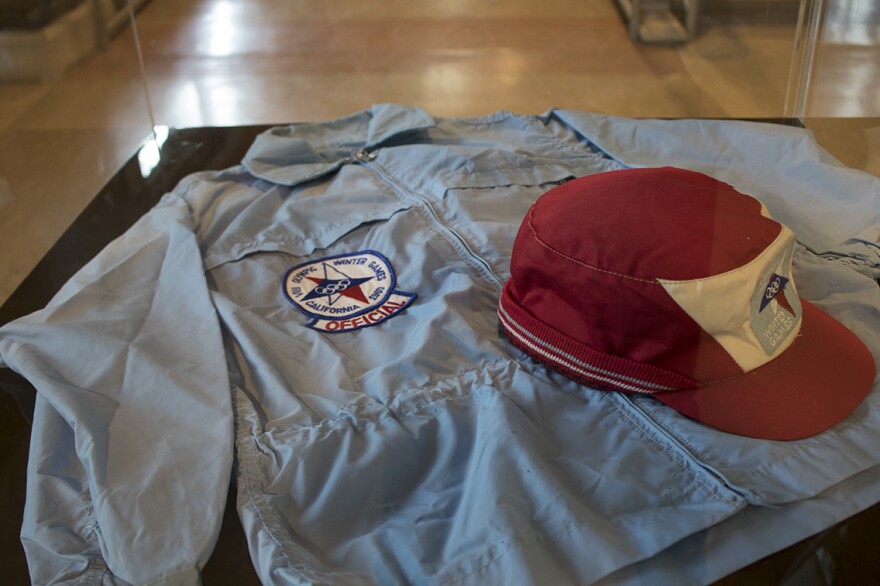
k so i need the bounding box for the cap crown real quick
[506,167,798,385]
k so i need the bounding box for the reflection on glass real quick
[202,0,239,58]
[137,125,169,178]
[824,0,880,45]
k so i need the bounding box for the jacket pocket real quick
[201,165,410,270]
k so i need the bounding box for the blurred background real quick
[0,0,878,307]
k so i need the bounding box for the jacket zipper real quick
[359,150,748,500]
[355,148,505,290]
[612,392,755,501]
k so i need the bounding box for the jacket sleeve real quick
[0,191,232,585]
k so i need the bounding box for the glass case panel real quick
[799,0,880,175]
[1,1,878,583]
[0,0,829,308]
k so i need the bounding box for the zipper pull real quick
[354,148,378,162]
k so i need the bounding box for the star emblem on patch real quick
[282,250,416,333]
[300,268,373,306]
[759,273,795,316]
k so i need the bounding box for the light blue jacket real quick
[1,105,879,585]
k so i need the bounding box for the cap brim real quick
[654,300,877,441]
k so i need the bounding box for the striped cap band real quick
[498,284,696,394]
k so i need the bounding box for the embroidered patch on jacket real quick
[282,250,416,333]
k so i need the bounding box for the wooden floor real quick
[0,0,878,307]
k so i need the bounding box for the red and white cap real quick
[498,167,876,440]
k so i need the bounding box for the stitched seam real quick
[234,392,366,583]
[527,208,657,284]
[336,359,506,415]
[698,371,749,387]
[205,202,409,268]
[234,409,298,575]
[527,208,791,285]
[444,111,515,127]
[658,228,794,285]
[604,392,748,500]
[442,394,745,584]
[366,159,505,290]
[265,359,513,441]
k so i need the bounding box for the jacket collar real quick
[242,104,436,186]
